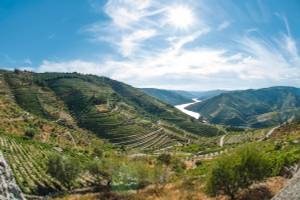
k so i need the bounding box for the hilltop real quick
[188,86,300,127]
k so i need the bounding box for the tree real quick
[88,159,112,186]
[206,144,270,199]
[157,153,172,166]
[47,154,81,188]
[134,161,154,189]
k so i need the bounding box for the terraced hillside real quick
[0,132,97,196]
[188,86,300,128]
[1,70,221,151]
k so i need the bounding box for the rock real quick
[53,147,63,153]
[0,152,26,200]
[292,140,299,144]
[272,166,300,200]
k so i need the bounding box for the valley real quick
[2,1,300,199]
[0,70,300,200]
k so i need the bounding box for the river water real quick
[175,98,201,119]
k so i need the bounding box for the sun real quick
[166,5,194,30]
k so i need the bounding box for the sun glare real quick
[167,5,194,30]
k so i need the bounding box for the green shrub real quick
[195,160,203,167]
[92,147,104,158]
[24,127,38,138]
[206,144,270,199]
[157,153,172,166]
[88,159,112,186]
[47,154,81,188]
[171,158,186,173]
[134,162,153,189]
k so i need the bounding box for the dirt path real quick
[219,135,226,147]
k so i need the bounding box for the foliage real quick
[206,144,270,199]
[189,86,300,128]
[92,146,104,158]
[24,127,38,138]
[142,88,191,105]
[87,158,118,186]
[47,154,81,188]
[171,158,186,173]
[157,153,172,166]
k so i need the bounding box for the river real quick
[175,98,201,119]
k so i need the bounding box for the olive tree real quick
[206,144,270,199]
[47,154,81,188]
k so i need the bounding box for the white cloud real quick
[66,0,300,90]
[37,31,300,90]
[38,60,109,75]
[84,0,208,57]
[120,29,157,57]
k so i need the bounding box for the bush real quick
[206,144,270,199]
[171,158,186,173]
[130,162,152,189]
[195,160,203,167]
[157,153,172,166]
[24,127,38,138]
[88,159,112,186]
[47,154,81,188]
[93,147,104,158]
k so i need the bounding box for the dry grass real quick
[44,168,288,200]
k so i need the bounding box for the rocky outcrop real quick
[0,152,25,200]
[272,167,300,200]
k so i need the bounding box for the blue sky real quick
[0,0,300,90]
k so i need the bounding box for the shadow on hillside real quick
[239,186,272,200]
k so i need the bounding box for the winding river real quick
[175,98,201,119]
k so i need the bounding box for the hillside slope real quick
[188,87,300,128]
[0,70,221,151]
[175,90,227,100]
[142,88,191,105]
[142,88,226,105]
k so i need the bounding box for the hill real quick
[175,90,227,100]
[188,86,300,128]
[0,70,222,151]
[142,88,226,105]
[141,88,191,105]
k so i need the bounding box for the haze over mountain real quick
[142,88,226,105]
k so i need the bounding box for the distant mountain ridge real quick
[188,86,300,128]
[142,88,226,105]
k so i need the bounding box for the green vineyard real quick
[0,133,96,196]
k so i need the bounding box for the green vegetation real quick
[142,88,226,105]
[206,144,270,199]
[47,154,81,188]
[24,127,38,138]
[0,70,222,152]
[0,132,98,195]
[189,86,300,128]
[142,88,191,105]
[1,69,300,199]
